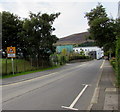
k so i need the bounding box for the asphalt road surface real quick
[2,60,104,110]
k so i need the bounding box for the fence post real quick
[5,57,7,75]
[24,58,25,72]
[31,57,32,70]
[37,55,39,69]
[16,58,18,73]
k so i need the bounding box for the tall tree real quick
[85,3,107,25]
[2,11,23,57]
[22,12,60,65]
[85,3,116,57]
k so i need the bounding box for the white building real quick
[73,46,104,59]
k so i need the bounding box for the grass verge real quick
[1,65,61,79]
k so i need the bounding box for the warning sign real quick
[7,47,16,58]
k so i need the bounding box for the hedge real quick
[116,36,120,86]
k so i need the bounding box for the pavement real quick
[90,60,119,111]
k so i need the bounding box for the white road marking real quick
[61,84,89,110]
[87,60,105,110]
[100,60,105,69]
[1,62,89,87]
[90,87,100,104]
[61,106,78,110]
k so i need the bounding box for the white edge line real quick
[87,87,100,110]
[100,60,105,69]
[87,61,105,110]
[91,87,100,104]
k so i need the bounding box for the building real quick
[56,45,73,53]
[73,46,104,59]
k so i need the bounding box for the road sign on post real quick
[7,47,16,58]
[7,47,16,75]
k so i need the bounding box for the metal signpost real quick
[7,47,16,75]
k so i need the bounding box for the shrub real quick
[110,58,116,70]
[116,36,120,86]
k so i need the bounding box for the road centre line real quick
[1,62,90,87]
[62,84,89,110]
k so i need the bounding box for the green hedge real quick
[110,58,116,70]
[50,53,90,66]
[116,36,120,86]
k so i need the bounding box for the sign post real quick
[7,47,16,75]
[11,58,14,75]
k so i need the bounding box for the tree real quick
[22,12,60,65]
[85,3,107,26]
[61,48,67,56]
[85,3,116,57]
[115,19,120,86]
[2,11,23,57]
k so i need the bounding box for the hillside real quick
[55,32,94,45]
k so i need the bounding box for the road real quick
[2,60,104,110]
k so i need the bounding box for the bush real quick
[116,37,120,86]
[69,53,90,61]
[49,52,90,66]
[49,54,59,66]
[110,58,116,70]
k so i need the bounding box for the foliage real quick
[21,12,60,62]
[85,3,116,56]
[78,42,96,47]
[50,51,90,66]
[116,36,120,86]
[61,48,67,56]
[2,11,23,57]
[79,51,85,55]
[110,58,116,70]
[85,3,107,25]
[2,11,60,67]
[49,53,59,66]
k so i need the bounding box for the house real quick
[73,46,104,59]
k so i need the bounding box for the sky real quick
[0,0,119,38]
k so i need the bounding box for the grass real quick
[1,65,61,79]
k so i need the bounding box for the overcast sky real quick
[0,0,119,38]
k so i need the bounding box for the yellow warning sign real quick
[7,47,16,58]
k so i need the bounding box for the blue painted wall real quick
[56,45,73,53]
